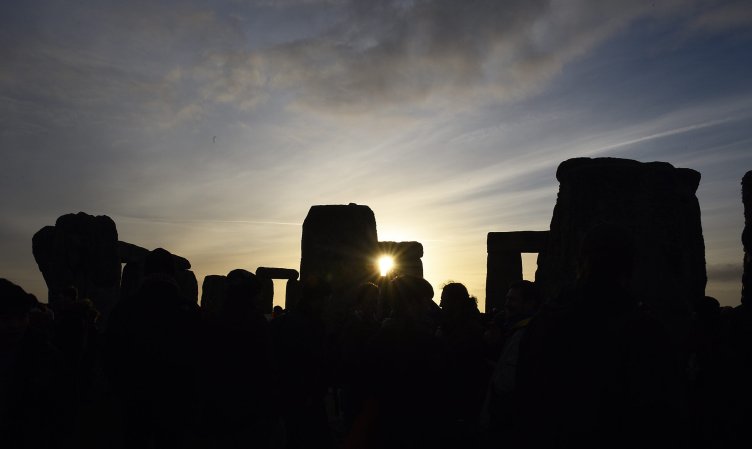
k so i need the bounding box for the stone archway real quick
[485,231,548,314]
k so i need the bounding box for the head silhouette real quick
[440,282,474,321]
[385,275,434,319]
[505,280,541,322]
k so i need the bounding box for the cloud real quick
[688,0,752,33]
[186,0,752,114]
[706,263,743,282]
[200,0,664,111]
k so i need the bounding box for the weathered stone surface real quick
[377,241,424,277]
[535,158,706,318]
[485,231,548,314]
[743,171,752,305]
[256,267,299,280]
[32,212,121,324]
[300,204,380,295]
[201,275,227,316]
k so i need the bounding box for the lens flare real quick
[378,255,394,277]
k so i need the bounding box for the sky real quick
[1,0,751,309]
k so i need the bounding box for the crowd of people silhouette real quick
[1,223,751,448]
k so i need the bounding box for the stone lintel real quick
[117,241,149,264]
[117,241,191,269]
[378,241,424,259]
[256,267,299,280]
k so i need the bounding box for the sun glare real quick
[378,255,394,277]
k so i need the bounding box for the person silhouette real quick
[482,280,542,446]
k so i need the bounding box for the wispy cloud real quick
[193,0,671,111]
[591,116,741,153]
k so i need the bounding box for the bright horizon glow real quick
[378,255,395,277]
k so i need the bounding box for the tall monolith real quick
[536,158,706,319]
[300,203,379,300]
[201,274,227,317]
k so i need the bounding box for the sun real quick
[378,255,395,277]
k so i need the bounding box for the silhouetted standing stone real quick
[32,212,121,324]
[258,277,274,315]
[286,279,302,311]
[300,204,379,297]
[377,241,424,277]
[536,158,706,319]
[118,241,197,302]
[486,231,548,314]
[201,275,227,317]
[720,170,752,449]
[743,171,752,305]
[202,269,269,317]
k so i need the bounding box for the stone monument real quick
[255,267,299,313]
[486,231,548,314]
[535,158,706,320]
[32,212,121,323]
